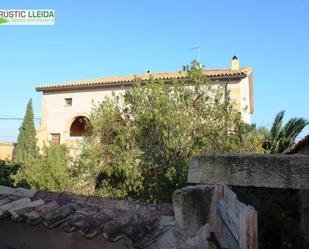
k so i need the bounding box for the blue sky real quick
[0,0,308,141]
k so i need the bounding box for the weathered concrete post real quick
[172,185,214,236]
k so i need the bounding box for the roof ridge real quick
[36,67,250,92]
[286,134,309,154]
[0,141,16,146]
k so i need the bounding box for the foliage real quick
[73,98,143,198]
[0,160,19,187]
[79,61,264,202]
[263,111,308,153]
[14,99,39,164]
[14,143,72,192]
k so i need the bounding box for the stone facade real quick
[0,142,15,160]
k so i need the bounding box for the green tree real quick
[79,61,264,202]
[263,111,308,153]
[14,143,72,192]
[73,98,143,198]
[14,99,38,163]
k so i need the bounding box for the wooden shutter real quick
[51,133,60,144]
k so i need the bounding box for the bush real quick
[0,160,19,186]
[13,143,72,192]
[72,99,143,199]
[78,61,264,202]
[9,62,264,201]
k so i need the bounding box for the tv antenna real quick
[190,47,200,62]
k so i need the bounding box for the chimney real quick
[231,56,239,70]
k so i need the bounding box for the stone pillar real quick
[172,185,214,236]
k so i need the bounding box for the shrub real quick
[0,160,19,186]
[79,61,264,202]
[14,143,72,192]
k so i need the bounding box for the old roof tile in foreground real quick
[0,185,174,248]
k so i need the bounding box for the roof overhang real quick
[35,73,248,92]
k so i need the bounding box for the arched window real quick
[69,116,89,137]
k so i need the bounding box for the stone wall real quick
[0,142,15,160]
[188,153,309,249]
[188,153,309,189]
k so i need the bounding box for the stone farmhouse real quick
[35,57,254,148]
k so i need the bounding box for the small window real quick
[65,98,72,107]
[51,133,60,144]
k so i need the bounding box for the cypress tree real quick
[14,99,38,163]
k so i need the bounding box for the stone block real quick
[172,185,213,236]
[188,153,309,189]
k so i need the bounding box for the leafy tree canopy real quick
[78,61,264,202]
[263,111,308,153]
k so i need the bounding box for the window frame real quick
[64,98,72,107]
[50,133,60,144]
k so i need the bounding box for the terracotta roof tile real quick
[0,141,16,146]
[0,186,174,248]
[36,67,252,91]
[286,135,309,154]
